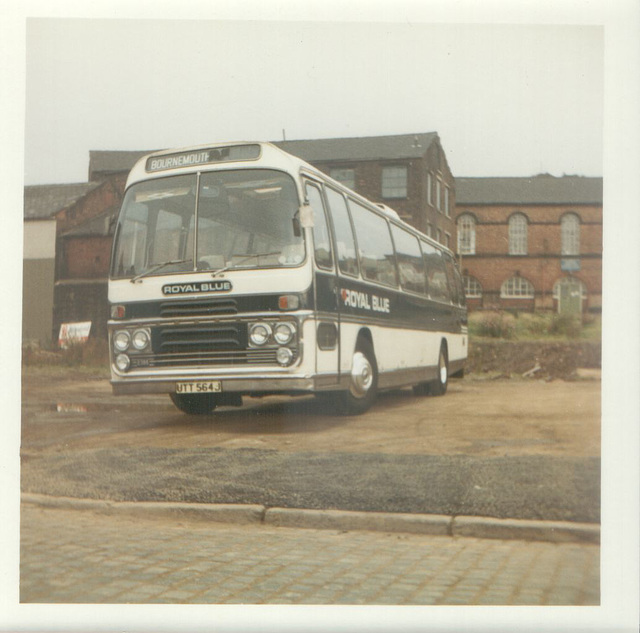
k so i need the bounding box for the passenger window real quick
[442,254,459,304]
[350,200,398,287]
[391,225,426,294]
[421,241,451,303]
[305,183,333,270]
[325,187,359,277]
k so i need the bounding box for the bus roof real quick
[125,141,454,257]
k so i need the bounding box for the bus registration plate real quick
[175,381,222,394]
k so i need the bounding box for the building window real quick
[508,213,528,255]
[561,213,580,255]
[330,168,355,191]
[381,166,408,199]
[427,172,433,206]
[436,179,442,211]
[436,229,442,244]
[463,275,483,298]
[444,232,451,249]
[444,186,450,217]
[457,213,476,255]
[501,276,534,298]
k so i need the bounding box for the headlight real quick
[115,353,130,372]
[249,323,272,346]
[131,328,151,351]
[273,322,295,345]
[113,330,131,352]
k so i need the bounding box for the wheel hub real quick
[350,351,374,397]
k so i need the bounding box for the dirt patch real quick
[466,340,601,379]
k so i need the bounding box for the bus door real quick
[304,181,340,384]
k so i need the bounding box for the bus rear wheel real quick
[170,392,218,415]
[429,344,449,396]
[336,338,378,415]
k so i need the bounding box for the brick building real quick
[23,182,100,345]
[454,174,603,313]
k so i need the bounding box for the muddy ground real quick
[21,369,600,458]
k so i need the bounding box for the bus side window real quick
[305,183,333,270]
[325,187,359,277]
[422,241,451,303]
[349,200,398,288]
[442,254,459,304]
[391,224,427,294]
[443,254,465,306]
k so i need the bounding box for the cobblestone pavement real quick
[20,505,599,605]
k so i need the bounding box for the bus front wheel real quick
[170,392,218,415]
[337,338,378,415]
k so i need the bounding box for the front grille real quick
[159,298,238,319]
[131,321,296,368]
[157,324,245,354]
[130,348,280,368]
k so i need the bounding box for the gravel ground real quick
[21,447,600,522]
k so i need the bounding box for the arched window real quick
[501,276,534,298]
[561,213,580,255]
[463,275,482,298]
[508,213,528,255]
[553,277,587,300]
[457,214,476,255]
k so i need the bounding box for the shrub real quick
[548,313,583,339]
[22,337,110,367]
[469,311,516,339]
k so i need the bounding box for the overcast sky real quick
[24,19,604,185]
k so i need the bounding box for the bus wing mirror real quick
[293,203,314,237]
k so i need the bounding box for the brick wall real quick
[456,203,603,312]
[63,236,113,279]
[312,140,456,243]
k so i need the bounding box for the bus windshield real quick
[111,169,304,279]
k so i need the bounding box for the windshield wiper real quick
[210,252,281,278]
[130,258,192,283]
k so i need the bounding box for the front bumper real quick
[110,370,343,395]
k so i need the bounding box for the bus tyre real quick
[170,393,218,415]
[429,344,449,396]
[338,338,378,416]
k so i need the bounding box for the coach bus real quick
[108,141,467,415]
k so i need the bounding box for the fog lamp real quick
[115,353,130,372]
[276,347,294,366]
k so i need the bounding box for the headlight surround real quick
[249,322,272,346]
[131,328,151,351]
[113,330,131,352]
[273,322,295,345]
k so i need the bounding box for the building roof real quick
[274,132,438,163]
[24,182,101,220]
[455,175,603,205]
[87,133,439,180]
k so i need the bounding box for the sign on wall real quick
[58,322,92,349]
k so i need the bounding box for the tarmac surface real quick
[22,447,600,523]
